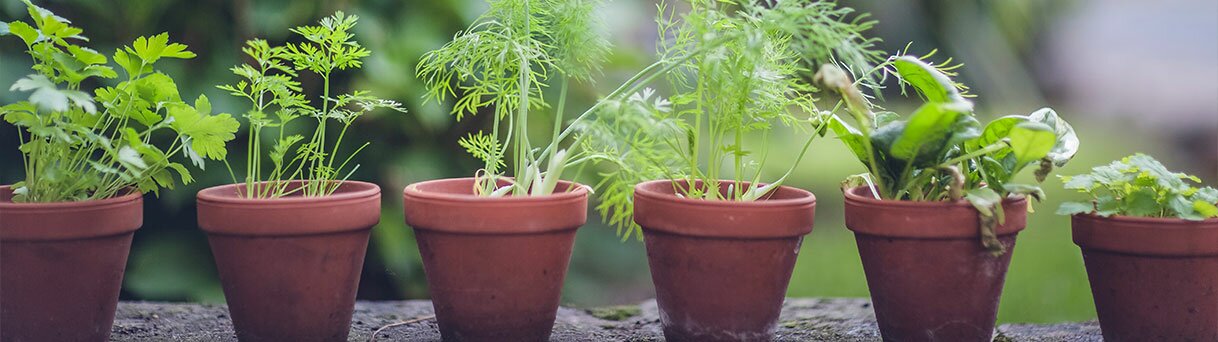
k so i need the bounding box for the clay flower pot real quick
[0,185,142,341]
[197,181,380,342]
[1072,214,1218,341]
[843,186,1027,342]
[633,179,816,342]
[403,178,587,342]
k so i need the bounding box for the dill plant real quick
[1,1,239,202]
[217,12,405,199]
[417,0,612,197]
[578,0,884,239]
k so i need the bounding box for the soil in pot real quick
[0,185,143,342]
[633,179,816,342]
[197,180,380,342]
[1073,214,1218,342]
[842,186,1027,342]
[403,178,587,342]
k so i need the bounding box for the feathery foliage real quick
[417,0,611,197]
[217,12,405,198]
[579,0,884,240]
[1,1,238,202]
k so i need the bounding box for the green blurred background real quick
[2,0,1215,324]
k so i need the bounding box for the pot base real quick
[1082,250,1218,342]
[854,233,1017,342]
[207,229,371,342]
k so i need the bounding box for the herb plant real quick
[1057,154,1218,220]
[417,0,612,197]
[1,1,238,203]
[817,52,1079,254]
[579,0,884,239]
[217,12,405,199]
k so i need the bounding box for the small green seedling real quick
[217,12,405,199]
[1,1,238,202]
[1058,154,1218,220]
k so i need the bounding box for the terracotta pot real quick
[843,186,1027,342]
[633,179,816,342]
[0,185,142,342]
[403,178,587,342]
[198,181,380,342]
[1072,214,1218,341]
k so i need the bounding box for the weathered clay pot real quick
[0,185,142,342]
[198,181,380,342]
[1073,214,1218,342]
[843,186,1027,342]
[634,179,816,342]
[403,178,587,342]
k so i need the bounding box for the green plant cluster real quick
[581,0,883,240]
[217,12,405,198]
[817,52,1079,254]
[1058,154,1218,220]
[417,0,611,197]
[1,1,238,202]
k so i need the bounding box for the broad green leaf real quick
[892,56,964,103]
[970,115,1026,152]
[1195,201,1218,218]
[829,116,869,163]
[117,146,149,170]
[1027,108,1079,167]
[1006,122,1055,166]
[1057,201,1093,216]
[1123,187,1161,217]
[890,101,970,166]
[1095,195,1121,217]
[168,101,239,161]
[6,21,40,46]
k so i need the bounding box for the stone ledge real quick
[110,299,1100,341]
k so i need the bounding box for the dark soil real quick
[110,298,1100,341]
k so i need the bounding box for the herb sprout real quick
[217,12,405,198]
[579,0,885,240]
[1,1,239,203]
[1058,154,1218,220]
[817,49,1080,254]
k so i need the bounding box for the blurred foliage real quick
[1,0,1208,324]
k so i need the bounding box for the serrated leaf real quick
[1057,201,1093,216]
[168,100,239,161]
[6,21,40,46]
[1123,187,1161,217]
[117,146,148,170]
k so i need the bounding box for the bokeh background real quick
[2,0,1215,324]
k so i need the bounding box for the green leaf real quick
[1026,108,1078,167]
[890,101,971,166]
[166,162,194,184]
[0,21,9,36]
[1195,200,1218,218]
[1006,122,1055,166]
[117,146,149,170]
[6,21,40,46]
[1123,187,1161,217]
[892,56,964,103]
[829,116,869,164]
[1057,201,1094,216]
[131,33,195,65]
[10,74,94,113]
[971,115,1026,152]
[168,100,239,161]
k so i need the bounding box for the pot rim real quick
[0,185,142,210]
[632,179,816,239]
[842,185,1028,208]
[633,179,816,208]
[1072,212,1218,256]
[402,177,589,234]
[1072,212,1218,224]
[197,180,380,206]
[403,177,589,205]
